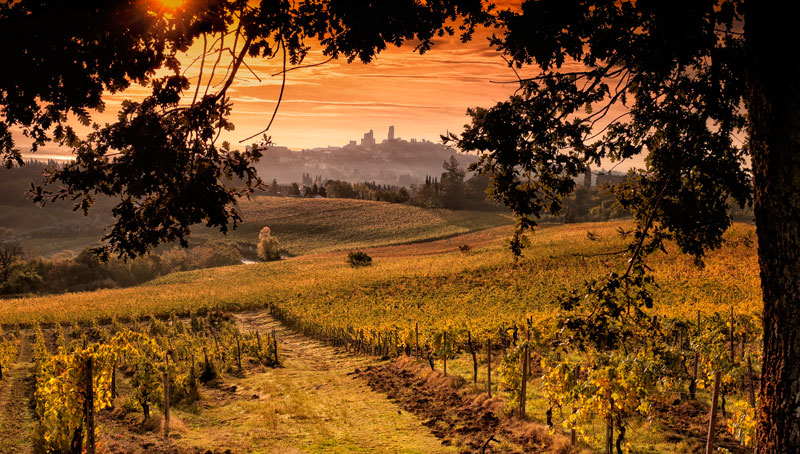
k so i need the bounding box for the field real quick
[0,204,762,454]
[0,221,760,329]
[5,196,512,258]
[193,196,513,256]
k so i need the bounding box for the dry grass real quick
[193,196,513,256]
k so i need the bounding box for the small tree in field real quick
[257,227,280,262]
[347,251,372,268]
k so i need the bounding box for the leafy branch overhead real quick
[441,1,754,360]
[0,0,490,258]
[448,0,751,264]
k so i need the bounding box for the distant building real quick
[361,130,376,147]
[583,165,592,187]
[596,172,627,187]
[388,125,395,141]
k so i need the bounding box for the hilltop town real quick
[253,126,478,186]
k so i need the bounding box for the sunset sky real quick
[119,32,522,150]
[17,0,638,172]
[18,24,525,159]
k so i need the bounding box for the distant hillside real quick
[193,196,513,257]
[0,160,114,256]
[1,164,510,258]
[255,128,478,186]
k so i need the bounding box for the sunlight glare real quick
[156,0,186,10]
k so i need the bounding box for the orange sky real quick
[16,1,637,172]
[133,34,523,150]
[16,27,526,158]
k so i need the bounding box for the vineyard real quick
[0,221,761,453]
[192,196,513,256]
[5,312,272,453]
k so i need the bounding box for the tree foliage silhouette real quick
[0,0,488,258]
[3,1,799,450]
[446,1,798,451]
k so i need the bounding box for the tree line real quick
[0,241,241,297]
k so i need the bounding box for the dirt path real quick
[0,332,36,454]
[165,310,456,453]
[234,310,364,372]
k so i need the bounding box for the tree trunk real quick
[747,4,800,452]
[615,416,625,454]
[70,427,83,454]
[467,330,478,384]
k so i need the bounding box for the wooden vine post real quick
[705,370,722,454]
[486,337,492,398]
[442,331,448,376]
[741,331,747,362]
[691,310,701,400]
[111,361,117,400]
[272,328,279,366]
[571,365,581,447]
[519,328,530,419]
[85,355,96,454]
[235,329,242,372]
[189,351,198,401]
[729,306,735,362]
[415,322,420,358]
[163,353,170,439]
[605,397,614,454]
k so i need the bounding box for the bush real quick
[347,251,372,267]
[257,227,281,261]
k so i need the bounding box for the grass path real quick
[168,310,456,454]
[0,333,36,454]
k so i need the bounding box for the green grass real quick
[193,196,513,256]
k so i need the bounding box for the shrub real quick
[257,227,281,261]
[347,251,372,267]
